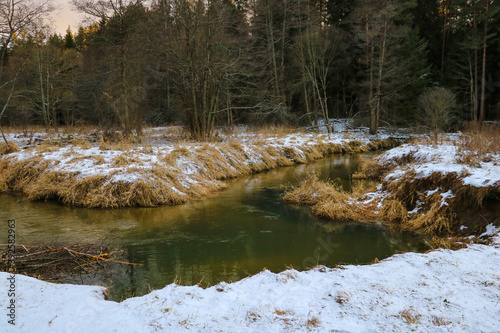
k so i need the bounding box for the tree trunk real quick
[479,1,488,125]
[441,0,452,73]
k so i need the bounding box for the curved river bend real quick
[0,153,427,301]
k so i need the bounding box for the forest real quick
[1,0,499,140]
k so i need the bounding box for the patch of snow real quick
[480,224,500,238]
[379,141,500,190]
[439,190,454,207]
[426,188,439,196]
[407,205,422,215]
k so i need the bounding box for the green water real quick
[0,154,427,301]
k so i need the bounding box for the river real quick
[0,153,427,301]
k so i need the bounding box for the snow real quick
[381,142,500,188]
[426,188,440,196]
[439,190,454,207]
[481,224,500,238]
[2,235,500,332]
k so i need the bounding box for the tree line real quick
[1,0,499,139]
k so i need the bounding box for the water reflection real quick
[0,153,428,300]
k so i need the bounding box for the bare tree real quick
[71,0,148,134]
[0,0,53,143]
[0,0,53,64]
[295,26,339,133]
[165,0,243,140]
[419,87,456,140]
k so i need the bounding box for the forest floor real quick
[1,122,500,332]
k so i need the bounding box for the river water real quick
[0,153,427,301]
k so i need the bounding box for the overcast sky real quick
[51,0,86,34]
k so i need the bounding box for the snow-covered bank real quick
[0,126,403,208]
[2,235,500,332]
[379,142,500,188]
[286,136,500,236]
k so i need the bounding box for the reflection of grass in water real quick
[242,204,280,220]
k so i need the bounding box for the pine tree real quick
[64,27,77,49]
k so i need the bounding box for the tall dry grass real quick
[0,130,403,208]
[457,122,500,166]
[285,164,499,237]
[284,174,371,222]
[351,158,387,180]
[0,142,20,155]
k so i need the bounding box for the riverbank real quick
[0,124,403,208]
[285,128,500,239]
[1,232,500,332]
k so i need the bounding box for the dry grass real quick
[351,181,376,197]
[379,200,408,224]
[163,147,190,165]
[313,200,361,221]
[457,122,500,166]
[247,311,262,322]
[400,309,419,324]
[284,147,307,164]
[426,236,468,250]
[407,203,453,235]
[285,162,499,237]
[67,138,93,149]
[284,173,368,222]
[283,173,341,205]
[431,316,452,326]
[306,316,320,328]
[274,309,293,316]
[335,291,350,305]
[93,155,105,165]
[0,130,404,209]
[113,153,132,167]
[0,142,20,155]
[346,140,369,153]
[352,158,387,180]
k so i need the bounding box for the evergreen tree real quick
[64,27,77,49]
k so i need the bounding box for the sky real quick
[51,0,87,35]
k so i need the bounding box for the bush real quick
[418,87,456,138]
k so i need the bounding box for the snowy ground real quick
[2,234,500,332]
[378,141,500,188]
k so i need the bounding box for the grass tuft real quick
[407,203,452,235]
[400,309,419,324]
[379,199,408,224]
[457,122,500,166]
[284,173,367,222]
[0,142,20,155]
[352,158,387,180]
